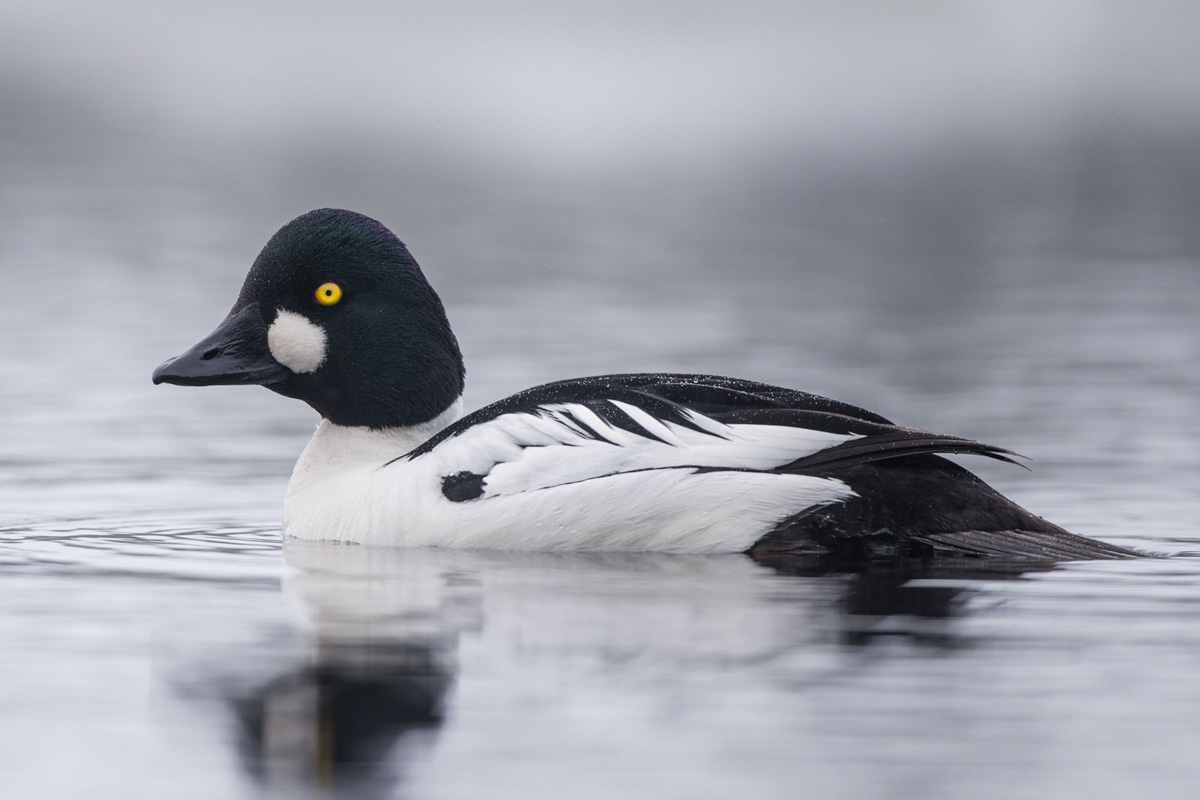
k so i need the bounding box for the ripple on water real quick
[0,523,282,583]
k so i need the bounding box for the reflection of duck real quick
[225,544,1056,791]
[235,650,448,795]
[281,544,829,667]
[232,544,467,796]
[756,553,1055,648]
[154,209,1136,561]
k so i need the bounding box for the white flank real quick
[268,309,327,373]
[282,399,860,552]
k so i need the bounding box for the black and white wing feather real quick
[408,373,1016,499]
[396,374,1134,560]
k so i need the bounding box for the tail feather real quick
[749,455,1141,563]
[779,428,1025,474]
[916,529,1140,561]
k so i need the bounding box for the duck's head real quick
[153,208,464,429]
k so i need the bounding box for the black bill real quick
[152,303,290,386]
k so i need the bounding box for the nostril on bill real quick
[201,348,221,361]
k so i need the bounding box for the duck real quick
[152,208,1137,562]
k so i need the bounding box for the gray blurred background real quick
[1,0,1197,532]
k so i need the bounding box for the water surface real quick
[2,46,1200,799]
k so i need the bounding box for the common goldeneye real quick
[152,208,1136,561]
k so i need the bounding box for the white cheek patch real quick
[268,309,327,374]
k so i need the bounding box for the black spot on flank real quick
[442,471,486,502]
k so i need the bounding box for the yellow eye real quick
[314,282,342,306]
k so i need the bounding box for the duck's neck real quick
[296,396,464,471]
